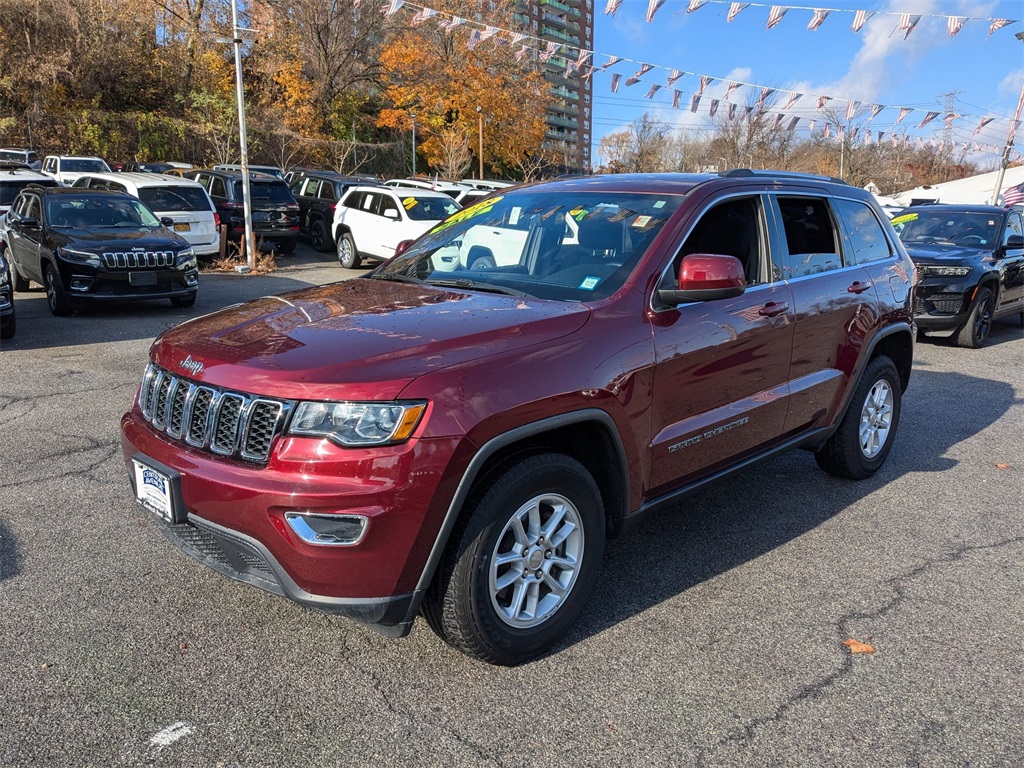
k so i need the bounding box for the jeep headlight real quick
[923,265,971,277]
[288,401,427,446]
[57,246,101,265]
[176,247,197,270]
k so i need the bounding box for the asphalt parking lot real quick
[1,242,1022,766]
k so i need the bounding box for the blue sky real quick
[590,0,1024,169]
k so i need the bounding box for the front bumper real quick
[912,276,977,332]
[120,409,460,631]
[57,258,198,302]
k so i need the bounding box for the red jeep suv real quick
[121,171,916,665]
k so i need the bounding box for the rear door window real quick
[139,186,212,212]
[833,198,893,264]
[209,177,226,199]
[775,196,843,278]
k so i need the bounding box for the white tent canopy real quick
[892,166,1024,207]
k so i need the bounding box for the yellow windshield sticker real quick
[432,196,503,232]
[402,197,418,210]
[890,212,918,225]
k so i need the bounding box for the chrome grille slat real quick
[138,364,289,464]
[101,251,175,269]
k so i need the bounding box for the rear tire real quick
[956,287,995,348]
[310,220,330,252]
[423,453,605,665]
[337,232,361,269]
[0,314,14,340]
[277,239,297,255]
[815,355,901,480]
[43,263,72,316]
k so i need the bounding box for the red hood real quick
[151,278,591,401]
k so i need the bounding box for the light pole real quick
[990,31,1024,205]
[718,156,728,172]
[410,113,416,176]
[476,106,484,180]
[746,152,754,169]
[217,3,256,271]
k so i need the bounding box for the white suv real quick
[71,172,220,258]
[382,178,479,203]
[1,168,58,216]
[41,155,112,186]
[332,186,461,268]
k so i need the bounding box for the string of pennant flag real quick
[615,0,1021,36]
[375,0,1023,160]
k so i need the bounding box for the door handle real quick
[758,302,790,318]
[847,281,871,294]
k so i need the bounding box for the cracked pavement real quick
[1,243,1022,766]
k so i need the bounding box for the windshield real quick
[62,159,111,173]
[139,186,211,213]
[892,209,1001,248]
[46,195,162,229]
[374,190,683,302]
[234,181,294,203]
[1,180,56,205]
[402,195,462,221]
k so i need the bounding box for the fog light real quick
[185,273,199,287]
[69,277,93,291]
[284,512,368,546]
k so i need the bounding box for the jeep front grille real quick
[138,363,291,463]
[102,251,176,269]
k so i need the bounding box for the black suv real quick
[0,248,14,338]
[189,169,300,253]
[892,204,1024,347]
[288,172,378,252]
[2,186,198,315]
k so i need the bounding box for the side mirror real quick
[658,253,746,306]
[160,216,175,228]
[395,239,414,255]
[1003,233,1024,252]
[383,209,400,221]
[17,216,39,228]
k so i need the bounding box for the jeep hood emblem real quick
[180,355,204,376]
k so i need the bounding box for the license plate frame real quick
[128,271,158,286]
[173,222,191,232]
[132,454,187,524]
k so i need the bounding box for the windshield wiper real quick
[367,273,425,285]
[426,278,529,297]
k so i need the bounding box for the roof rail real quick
[720,168,848,185]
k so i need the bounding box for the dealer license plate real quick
[133,459,176,523]
[173,222,191,232]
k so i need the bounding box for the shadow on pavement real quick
[0,519,19,583]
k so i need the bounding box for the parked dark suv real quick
[189,169,300,253]
[892,204,1024,347]
[288,172,378,252]
[3,186,198,315]
[121,171,916,664]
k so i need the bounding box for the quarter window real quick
[209,177,226,198]
[1004,212,1023,244]
[776,196,842,278]
[833,198,892,264]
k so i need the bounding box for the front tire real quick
[423,453,605,665]
[277,239,297,255]
[170,292,197,308]
[43,263,72,316]
[956,287,995,348]
[815,354,901,480]
[337,232,361,269]
[12,264,30,292]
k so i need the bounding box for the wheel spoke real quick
[494,566,521,591]
[541,572,567,597]
[493,550,522,568]
[549,519,577,549]
[540,501,568,541]
[510,515,530,548]
[547,553,577,572]
[524,579,540,619]
[506,580,528,620]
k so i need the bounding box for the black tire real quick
[337,232,361,269]
[955,286,995,348]
[170,292,197,308]
[815,354,901,480]
[277,239,297,255]
[423,453,605,665]
[469,255,496,270]
[310,219,331,252]
[12,264,30,292]
[43,263,72,316]
[0,313,14,340]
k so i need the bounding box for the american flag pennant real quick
[787,116,800,132]
[576,49,592,68]
[851,10,873,33]
[918,111,939,128]
[807,9,830,31]
[480,26,500,42]
[890,133,899,146]
[666,69,684,86]
[916,137,924,148]
[687,0,707,11]
[755,87,774,109]
[646,0,668,23]
[728,102,737,120]
[466,29,481,49]
[816,95,831,110]
[895,107,911,125]
[690,95,701,113]
[782,93,802,110]
[443,16,465,30]
[602,56,622,71]
[635,63,654,77]
[645,83,662,99]
[867,104,885,123]
[510,32,527,45]
[709,99,720,117]
[539,41,559,61]
[897,14,921,39]
[946,16,967,37]
[943,113,961,126]
[744,105,754,121]
[823,123,831,139]
[766,6,788,29]
[863,131,871,146]
[845,99,859,121]
[724,82,742,100]
[604,0,623,15]
[807,120,815,132]
[989,19,1012,35]
[580,66,597,82]
[773,113,785,129]
[697,75,713,96]
[610,72,621,92]
[624,76,640,87]
[848,127,857,142]
[673,90,682,109]
[411,7,435,24]
[877,131,885,143]
[515,44,528,61]
[973,117,995,136]
[382,0,403,18]
[727,3,749,23]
